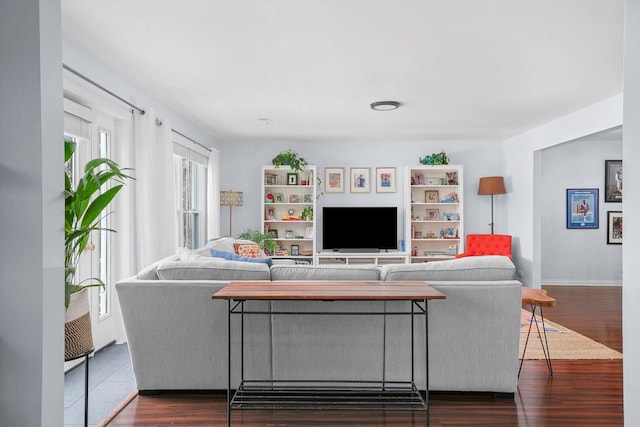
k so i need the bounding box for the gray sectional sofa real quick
[116,238,522,394]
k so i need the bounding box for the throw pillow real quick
[233,242,264,258]
[210,248,272,267]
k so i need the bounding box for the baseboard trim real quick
[542,281,621,287]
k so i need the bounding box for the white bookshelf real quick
[261,165,317,264]
[404,165,464,263]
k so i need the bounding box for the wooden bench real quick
[519,288,556,377]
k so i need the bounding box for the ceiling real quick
[61,0,624,144]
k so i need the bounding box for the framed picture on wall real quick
[324,167,345,193]
[604,160,622,202]
[566,188,599,229]
[607,211,622,244]
[375,167,396,193]
[350,167,370,193]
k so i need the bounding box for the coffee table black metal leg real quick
[424,299,429,427]
[227,299,231,427]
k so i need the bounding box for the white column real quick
[623,1,640,425]
[0,0,64,425]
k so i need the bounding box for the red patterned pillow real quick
[233,242,264,258]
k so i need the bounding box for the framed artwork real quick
[273,192,284,203]
[290,244,300,256]
[287,173,299,185]
[607,211,622,244]
[350,167,370,193]
[426,209,440,220]
[566,188,599,229]
[604,160,622,202]
[303,193,314,203]
[375,167,396,193]
[425,190,440,203]
[305,226,314,239]
[324,167,345,193]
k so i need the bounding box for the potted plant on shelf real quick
[419,151,449,165]
[237,229,280,255]
[64,139,133,361]
[272,149,308,173]
[301,206,313,221]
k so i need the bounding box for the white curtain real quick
[132,108,176,270]
[207,148,221,240]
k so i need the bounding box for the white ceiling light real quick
[370,101,400,111]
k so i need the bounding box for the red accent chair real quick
[455,234,512,260]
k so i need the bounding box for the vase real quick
[64,289,94,361]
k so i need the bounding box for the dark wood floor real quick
[108,285,623,426]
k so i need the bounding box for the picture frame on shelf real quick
[290,244,300,256]
[604,160,622,202]
[375,167,396,193]
[288,194,300,203]
[287,173,299,185]
[566,188,599,229]
[426,209,440,220]
[325,167,345,193]
[265,174,278,185]
[273,193,284,203]
[305,226,314,239]
[303,193,314,203]
[350,167,370,193]
[413,172,425,185]
[425,176,442,185]
[425,190,440,203]
[266,208,275,220]
[607,211,622,244]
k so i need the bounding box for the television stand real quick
[316,251,410,265]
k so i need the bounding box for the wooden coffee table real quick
[213,280,446,426]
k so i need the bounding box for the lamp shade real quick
[477,176,506,195]
[220,190,243,207]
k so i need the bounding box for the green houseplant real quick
[272,149,308,173]
[64,139,132,360]
[236,229,280,255]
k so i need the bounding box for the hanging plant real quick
[272,149,308,173]
[419,151,449,165]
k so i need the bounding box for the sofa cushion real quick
[194,237,268,258]
[270,264,381,281]
[210,248,273,267]
[136,254,180,280]
[381,255,515,282]
[177,247,211,261]
[233,242,264,258]
[157,258,271,281]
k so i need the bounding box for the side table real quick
[519,287,556,377]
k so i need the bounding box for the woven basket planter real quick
[64,289,94,361]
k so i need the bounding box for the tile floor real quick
[64,343,135,426]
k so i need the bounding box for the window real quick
[174,144,208,249]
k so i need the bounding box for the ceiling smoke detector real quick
[370,101,400,111]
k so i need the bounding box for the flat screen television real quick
[322,207,398,252]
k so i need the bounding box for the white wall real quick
[541,136,622,284]
[623,1,640,424]
[503,94,623,287]
[218,139,507,246]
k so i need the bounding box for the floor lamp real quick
[477,176,506,234]
[220,190,243,236]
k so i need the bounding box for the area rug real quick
[519,309,622,360]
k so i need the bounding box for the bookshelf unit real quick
[261,165,317,264]
[405,165,464,263]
